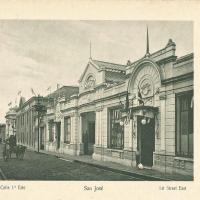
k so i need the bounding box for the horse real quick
[2,135,27,161]
[9,144,27,160]
[16,145,27,160]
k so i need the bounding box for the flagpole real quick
[37,94,40,153]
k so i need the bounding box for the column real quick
[78,114,82,144]
[95,111,99,145]
[70,113,76,144]
[95,106,104,146]
[124,122,130,149]
[60,117,64,143]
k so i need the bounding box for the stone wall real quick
[153,153,193,176]
[93,145,137,167]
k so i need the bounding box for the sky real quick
[0,20,193,123]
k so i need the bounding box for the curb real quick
[38,150,170,181]
[73,159,170,181]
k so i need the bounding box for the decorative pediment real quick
[78,59,99,83]
[84,74,96,89]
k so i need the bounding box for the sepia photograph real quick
[0,20,193,182]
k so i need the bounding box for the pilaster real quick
[159,93,167,151]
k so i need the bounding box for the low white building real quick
[45,37,193,176]
[15,32,193,177]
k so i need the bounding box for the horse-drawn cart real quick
[2,135,26,161]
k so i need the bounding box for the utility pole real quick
[37,95,40,153]
[33,95,47,153]
[36,95,47,153]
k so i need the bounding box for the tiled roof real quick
[92,59,126,71]
[47,86,79,100]
[105,71,126,83]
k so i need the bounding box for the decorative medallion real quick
[84,75,95,89]
[139,78,153,97]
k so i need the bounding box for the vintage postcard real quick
[0,0,199,200]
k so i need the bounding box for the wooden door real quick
[137,116,155,167]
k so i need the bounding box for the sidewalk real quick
[39,150,193,181]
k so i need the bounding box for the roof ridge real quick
[62,85,79,88]
[92,59,126,67]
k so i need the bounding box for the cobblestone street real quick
[0,144,142,180]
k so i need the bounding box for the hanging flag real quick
[47,86,51,91]
[114,110,116,119]
[137,86,144,105]
[125,90,129,111]
[116,110,119,120]
[31,88,36,96]
[112,110,115,119]
[17,91,21,95]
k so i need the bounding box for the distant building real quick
[5,107,18,138]
[45,86,79,153]
[16,96,48,150]
[15,86,79,151]
[0,123,6,142]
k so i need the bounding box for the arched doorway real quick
[128,59,161,168]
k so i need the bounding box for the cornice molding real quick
[161,72,193,85]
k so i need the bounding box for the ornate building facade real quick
[13,33,193,176]
[45,38,193,176]
[15,86,79,152]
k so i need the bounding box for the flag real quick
[125,90,129,111]
[116,110,119,120]
[31,88,36,96]
[17,91,21,95]
[112,110,115,119]
[8,102,12,107]
[47,86,51,91]
[138,86,144,105]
